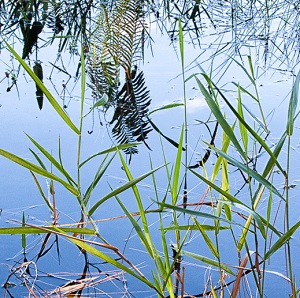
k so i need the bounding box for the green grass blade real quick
[4,41,80,135]
[182,250,235,276]
[237,85,248,152]
[29,148,47,170]
[30,171,54,212]
[171,125,184,205]
[0,226,96,235]
[264,220,300,260]
[164,225,230,231]
[204,74,286,176]
[26,134,76,186]
[148,103,183,116]
[118,151,152,252]
[232,82,258,101]
[79,144,140,167]
[287,71,300,136]
[205,143,283,200]
[88,164,165,216]
[159,202,234,225]
[115,196,153,257]
[83,154,114,205]
[0,149,79,196]
[195,75,246,160]
[192,217,219,258]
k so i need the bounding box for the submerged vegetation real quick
[0,0,300,297]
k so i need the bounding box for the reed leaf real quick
[192,217,219,259]
[195,76,246,160]
[264,220,300,261]
[0,226,96,235]
[79,144,140,168]
[182,250,235,276]
[205,143,283,200]
[0,149,79,196]
[4,40,80,135]
[287,71,300,136]
[26,134,76,186]
[118,151,153,253]
[88,164,165,216]
[204,73,286,176]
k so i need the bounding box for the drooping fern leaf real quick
[110,68,152,160]
[87,0,152,160]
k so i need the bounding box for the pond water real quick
[1,1,300,297]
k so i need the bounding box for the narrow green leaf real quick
[237,85,248,152]
[264,220,300,260]
[171,125,184,204]
[182,250,235,276]
[83,155,114,205]
[164,225,230,231]
[80,144,140,168]
[159,202,234,225]
[192,217,219,258]
[195,76,246,160]
[148,103,183,116]
[209,77,286,176]
[205,143,283,200]
[4,41,80,135]
[30,171,54,212]
[88,164,165,216]
[0,226,96,235]
[116,196,153,257]
[26,134,76,186]
[118,151,152,252]
[287,71,300,136]
[0,149,79,196]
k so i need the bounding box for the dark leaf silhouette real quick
[21,21,44,59]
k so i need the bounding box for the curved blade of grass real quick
[26,134,76,186]
[116,196,153,257]
[158,202,235,226]
[148,117,185,150]
[232,82,258,101]
[4,40,80,135]
[79,144,140,168]
[264,220,300,260]
[207,74,286,176]
[192,217,219,258]
[30,171,54,212]
[88,164,165,216]
[118,151,152,253]
[0,226,96,235]
[164,225,230,231]
[83,154,115,205]
[172,125,184,204]
[62,232,158,292]
[188,169,266,237]
[0,148,79,196]
[148,103,184,116]
[29,148,47,170]
[194,76,246,160]
[237,85,248,152]
[205,142,283,200]
[287,71,300,136]
[182,250,235,276]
